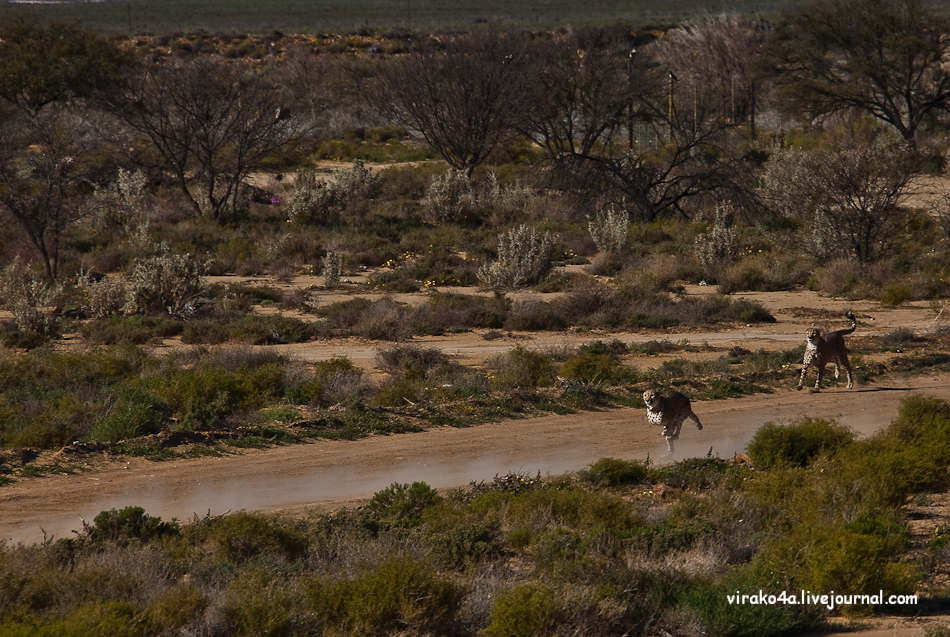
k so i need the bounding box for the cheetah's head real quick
[643,389,658,407]
[806,327,821,342]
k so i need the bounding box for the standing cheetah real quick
[643,389,703,455]
[797,310,856,392]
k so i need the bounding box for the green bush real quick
[489,346,556,388]
[880,283,912,306]
[483,583,559,637]
[289,357,368,407]
[86,506,179,544]
[411,292,507,334]
[81,315,183,345]
[363,481,441,532]
[560,352,637,384]
[580,457,648,487]
[221,569,294,637]
[190,512,308,562]
[144,584,207,633]
[0,601,141,637]
[747,419,854,469]
[88,384,167,442]
[649,457,737,490]
[681,575,824,637]
[306,558,462,635]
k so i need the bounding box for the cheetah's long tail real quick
[842,310,856,335]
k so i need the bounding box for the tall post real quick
[627,48,636,150]
[667,71,677,140]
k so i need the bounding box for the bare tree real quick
[759,129,917,262]
[377,32,527,176]
[108,58,295,219]
[655,14,765,136]
[0,110,91,279]
[516,30,652,164]
[767,0,950,145]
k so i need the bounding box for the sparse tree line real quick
[0,0,948,327]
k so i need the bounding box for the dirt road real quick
[3,372,949,545]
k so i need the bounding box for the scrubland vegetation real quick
[1,394,948,635]
[2,0,950,632]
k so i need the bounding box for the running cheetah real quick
[643,389,703,455]
[797,310,856,392]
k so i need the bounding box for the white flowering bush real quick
[0,258,61,335]
[588,204,629,255]
[694,202,740,271]
[93,168,150,247]
[477,224,558,290]
[77,269,127,319]
[123,249,209,318]
[287,159,380,225]
[422,170,531,225]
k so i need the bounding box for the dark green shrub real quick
[145,585,207,634]
[747,419,855,469]
[86,506,179,544]
[0,601,141,637]
[375,344,448,379]
[504,300,567,330]
[88,384,167,442]
[580,457,648,487]
[370,377,423,407]
[432,521,505,570]
[649,457,737,490]
[363,481,441,531]
[81,315,183,345]
[483,583,559,637]
[489,346,556,388]
[367,269,420,292]
[289,357,368,407]
[880,283,912,306]
[221,569,294,637]
[681,576,824,637]
[306,559,462,635]
[560,352,637,384]
[411,292,507,334]
[192,512,307,562]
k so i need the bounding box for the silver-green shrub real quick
[77,269,127,319]
[587,204,629,255]
[321,249,342,288]
[477,225,558,290]
[694,202,740,271]
[0,258,61,335]
[287,159,380,225]
[422,170,531,224]
[93,167,150,247]
[123,249,208,318]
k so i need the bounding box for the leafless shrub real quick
[759,133,916,262]
[477,225,558,290]
[108,57,296,220]
[0,258,61,334]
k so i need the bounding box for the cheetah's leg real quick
[813,363,825,392]
[687,410,703,431]
[838,351,854,390]
[797,361,810,390]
